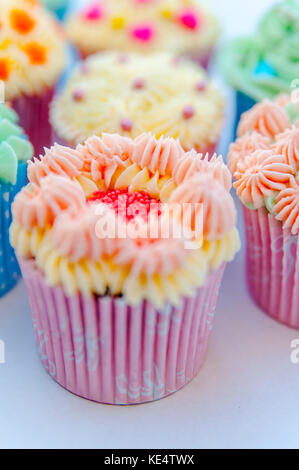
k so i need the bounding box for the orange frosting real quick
[273,177,299,235]
[228,132,270,177]
[237,100,290,139]
[273,126,299,171]
[234,150,294,209]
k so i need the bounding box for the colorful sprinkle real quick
[80,63,90,74]
[0,59,11,81]
[111,16,125,30]
[177,9,200,31]
[195,80,206,91]
[10,9,35,34]
[182,105,195,120]
[121,118,133,132]
[82,3,103,21]
[133,78,145,90]
[131,24,154,42]
[23,42,47,65]
[72,89,85,101]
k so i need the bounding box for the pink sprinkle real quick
[131,24,154,42]
[133,78,145,89]
[182,105,195,120]
[195,80,206,91]
[72,89,84,101]
[82,3,103,21]
[80,63,89,74]
[121,118,133,132]
[117,54,129,64]
[178,9,200,30]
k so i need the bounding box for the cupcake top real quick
[220,0,299,101]
[0,0,66,100]
[228,95,299,235]
[66,0,219,58]
[0,103,33,184]
[50,52,225,152]
[10,133,240,307]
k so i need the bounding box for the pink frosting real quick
[273,126,299,171]
[28,144,85,185]
[237,100,291,139]
[12,175,85,230]
[273,176,299,235]
[131,133,184,175]
[228,132,270,177]
[234,150,294,209]
[169,174,236,240]
[173,150,232,191]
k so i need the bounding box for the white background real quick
[1,0,299,450]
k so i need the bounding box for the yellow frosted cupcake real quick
[66,0,219,68]
[50,52,225,154]
[0,0,67,155]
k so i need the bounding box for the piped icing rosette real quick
[50,52,225,153]
[228,96,299,235]
[0,0,66,99]
[66,0,219,60]
[11,133,240,307]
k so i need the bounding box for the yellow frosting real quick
[66,0,219,58]
[50,52,225,150]
[0,0,66,99]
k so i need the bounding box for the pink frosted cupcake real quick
[66,0,220,69]
[0,0,66,156]
[229,96,299,328]
[10,133,240,404]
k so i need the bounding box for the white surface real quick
[1,0,299,450]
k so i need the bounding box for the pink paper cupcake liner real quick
[243,206,299,329]
[19,257,225,405]
[13,88,54,158]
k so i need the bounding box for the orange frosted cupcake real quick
[0,0,66,155]
[10,133,240,404]
[228,95,299,328]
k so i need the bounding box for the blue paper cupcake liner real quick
[0,162,27,297]
[234,91,256,139]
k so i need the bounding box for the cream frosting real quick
[66,0,219,59]
[229,95,299,235]
[0,0,66,99]
[50,52,225,151]
[11,133,240,306]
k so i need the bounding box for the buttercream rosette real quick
[50,52,225,155]
[0,0,67,154]
[228,96,299,329]
[10,133,240,404]
[66,0,219,68]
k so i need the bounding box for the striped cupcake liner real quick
[19,257,225,405]
[243,206,299,329]
[0,162,27,297]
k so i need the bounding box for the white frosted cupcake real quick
[51,52,225,155]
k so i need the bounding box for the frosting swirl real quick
[273,176,299,234]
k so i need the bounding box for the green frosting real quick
[264,194,278,213]
[0,103,33,185]
[219,0,299,101]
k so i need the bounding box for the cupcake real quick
[50,52,225,155]
[40,0,69,21]
[228,96,299,329]
[0,0,67,155]
[0,102,33,297]
[66,0,219,68]
[219,0,299,135]
[10,133,240,404]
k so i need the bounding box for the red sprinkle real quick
[195,80,206,91]
[178,9,200,30]
[87,189,162,223]
[133,78,145,89]
[121,118,133,132]
[72,89,84,101]
[182,105,195,119]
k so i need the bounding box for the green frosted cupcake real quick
[0,103,33,296]
[219,0,299,133]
